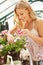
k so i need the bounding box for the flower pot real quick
[8,51,20,60]
[22,60,30,65]
[0,55,7,65]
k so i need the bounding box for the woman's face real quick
[16,8,31,28]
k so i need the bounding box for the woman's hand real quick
[7,33,14,44]
[1,30,8,35]
[1,30,14,44]
[22,29,30,36]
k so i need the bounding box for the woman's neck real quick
[28,21,33,30]
[24,19,37,31]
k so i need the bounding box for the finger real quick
[1,30,8,35]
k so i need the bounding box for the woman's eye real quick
[20,13,23,15]
[28,12,30,14]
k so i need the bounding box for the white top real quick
[30,22,39,36]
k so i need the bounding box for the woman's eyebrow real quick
[25,8,28,10]
[20,13,23,15]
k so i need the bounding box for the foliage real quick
[0,36,7,45]
[0,35,26,56]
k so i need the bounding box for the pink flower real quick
[16,29,23,35]
[1,30,8,35]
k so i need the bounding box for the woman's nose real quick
[19,15,22,19]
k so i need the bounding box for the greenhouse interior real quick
[0,0,43,65]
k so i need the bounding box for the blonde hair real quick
[14,1,37,28]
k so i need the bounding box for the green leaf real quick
[0,35,26,55]
[0,37,7,45]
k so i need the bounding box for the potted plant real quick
[1,35,26,60]
[0,34,7,65]
[0,30,26,64]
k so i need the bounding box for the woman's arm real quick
[23,29,43,46]
[28,32,43,46]
[28,19,43,46]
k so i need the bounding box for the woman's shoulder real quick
[35,18,43,27]
[36,18,43,23]
[36,18,43,29]
[36,18,43,37]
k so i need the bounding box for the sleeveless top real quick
[26,22,43,61]
[30,22,39,36]
[15,21,43,61]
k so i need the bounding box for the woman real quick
[10,0,43,46]
[2,0,43,64]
